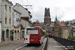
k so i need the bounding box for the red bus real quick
[24,27,45,44]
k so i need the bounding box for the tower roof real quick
[44,8,50,17]
[54,16,59,24]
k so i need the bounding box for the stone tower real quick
[44,8,51,26]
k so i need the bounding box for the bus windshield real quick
[26,28,38,34]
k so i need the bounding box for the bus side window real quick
[41,29,44,36]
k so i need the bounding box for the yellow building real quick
[12,26,21,40]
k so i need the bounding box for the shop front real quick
[12,27,21,40]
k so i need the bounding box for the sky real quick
[9,0,75,22]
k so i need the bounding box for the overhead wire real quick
[21,0,25,5]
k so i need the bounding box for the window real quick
[9,19,11,24]
[26,28,38,34]
[5,5,7,13]
[9,7,11,14]
[5,18,7,24]
[41,29,44,36]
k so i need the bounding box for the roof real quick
[54,16,59,24]
[6,0,13,5]
[13,9,21,14]
[71,25,75,28]
[51,23,54,25]
[59,22,69,29]
[33,20,43,26]
[13,3,32,18]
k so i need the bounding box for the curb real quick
[42,37,48,50]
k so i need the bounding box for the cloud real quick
[30,6,44,22]
[9,0,75,22]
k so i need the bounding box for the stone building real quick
[54,17,61,37]
[0,0,13,41]
[53,17,69,38]
[43,8,52,32]
[12,27,21,40]
[44,8,51,26]
[61,26,69,39]
[59,21,69,39]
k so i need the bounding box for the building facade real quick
[43,8,51,32]
[13,7,21,26]
[53,17,69,38]
[0,0,13,41]
[54,24,61,37]
[13,3,32,39]
[44,8,51,26]
[70,25,75,36]
[13,3,32,28]
[61,27,69,39]
[53,17,60,37]
[12,5,22,40]
[12,26,21,40]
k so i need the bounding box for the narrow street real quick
[16,38,47,50]
[47,38,65,50]
[0,38,47,50]
[0,38,66,50]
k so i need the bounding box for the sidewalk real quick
[47,38,65,50]
[0,39,24,46]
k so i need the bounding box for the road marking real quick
[0,46,5,48]
[15,44,27,50]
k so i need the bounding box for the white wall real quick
[13,3,31,27]
[13,10,21,26]
[0,0,2,20]
[1,0,13,41]
[14,3,30,18]
[2,0,12,28]
[20,19,30,28]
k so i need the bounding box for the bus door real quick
[40,29,45,43]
